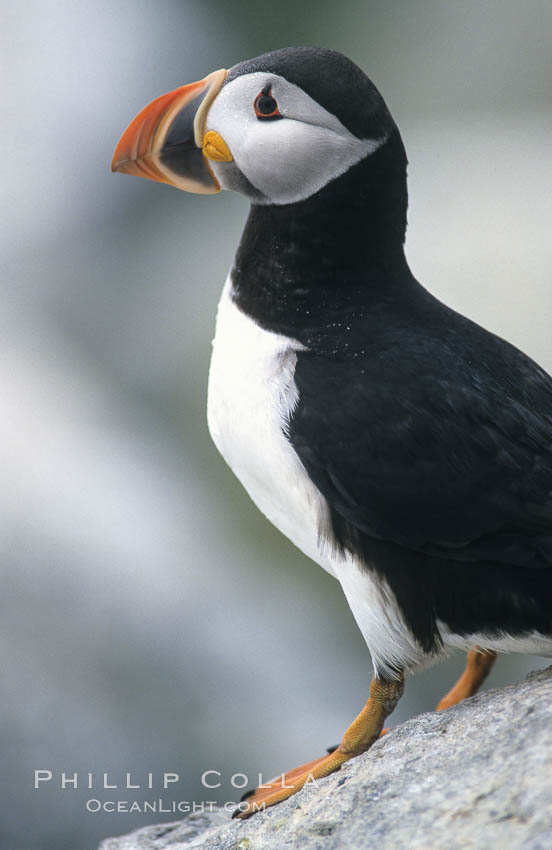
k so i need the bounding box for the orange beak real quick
[111,68,227,194]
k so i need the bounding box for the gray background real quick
[2,2,551,849]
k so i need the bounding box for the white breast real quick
[207,276,427,678]
[207,276,334,573]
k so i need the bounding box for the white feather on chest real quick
[207,276,334,573]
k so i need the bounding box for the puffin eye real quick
[254,86,282,120]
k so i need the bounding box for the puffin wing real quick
[287,315,552,570]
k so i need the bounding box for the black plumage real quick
[229,49,552,659]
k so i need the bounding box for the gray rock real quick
[99,666,552,850]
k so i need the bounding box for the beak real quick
[111,68,228,194]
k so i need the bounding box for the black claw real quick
[326,744,339,754]
[239,787,255,802]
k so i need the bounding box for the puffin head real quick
[112,47,401,207]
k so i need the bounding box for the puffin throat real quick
[230,128,411,340]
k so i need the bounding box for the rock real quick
[99,666,552,850]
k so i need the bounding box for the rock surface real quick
[100,666,552,850]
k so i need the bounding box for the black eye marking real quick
[254,85,283,120]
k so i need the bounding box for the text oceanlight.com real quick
[85,799,260,814]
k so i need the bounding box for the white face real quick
[205,72,387,205]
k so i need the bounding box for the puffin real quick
[112,47,552,818]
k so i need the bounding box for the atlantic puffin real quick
[112,47,552,818]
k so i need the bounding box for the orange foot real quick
[233,750,347,818]
[233,674,404,820]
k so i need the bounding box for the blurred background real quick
[2,1,551,848]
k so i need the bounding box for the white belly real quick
[206,277,426,678]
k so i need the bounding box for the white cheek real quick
[239,121,372,204]
[214,119,378,205]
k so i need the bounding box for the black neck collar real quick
[230,129,415,341]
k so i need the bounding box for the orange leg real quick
[233,673,404,820]
[436,646,497,711]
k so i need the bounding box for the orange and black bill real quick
[111,69,227,194]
